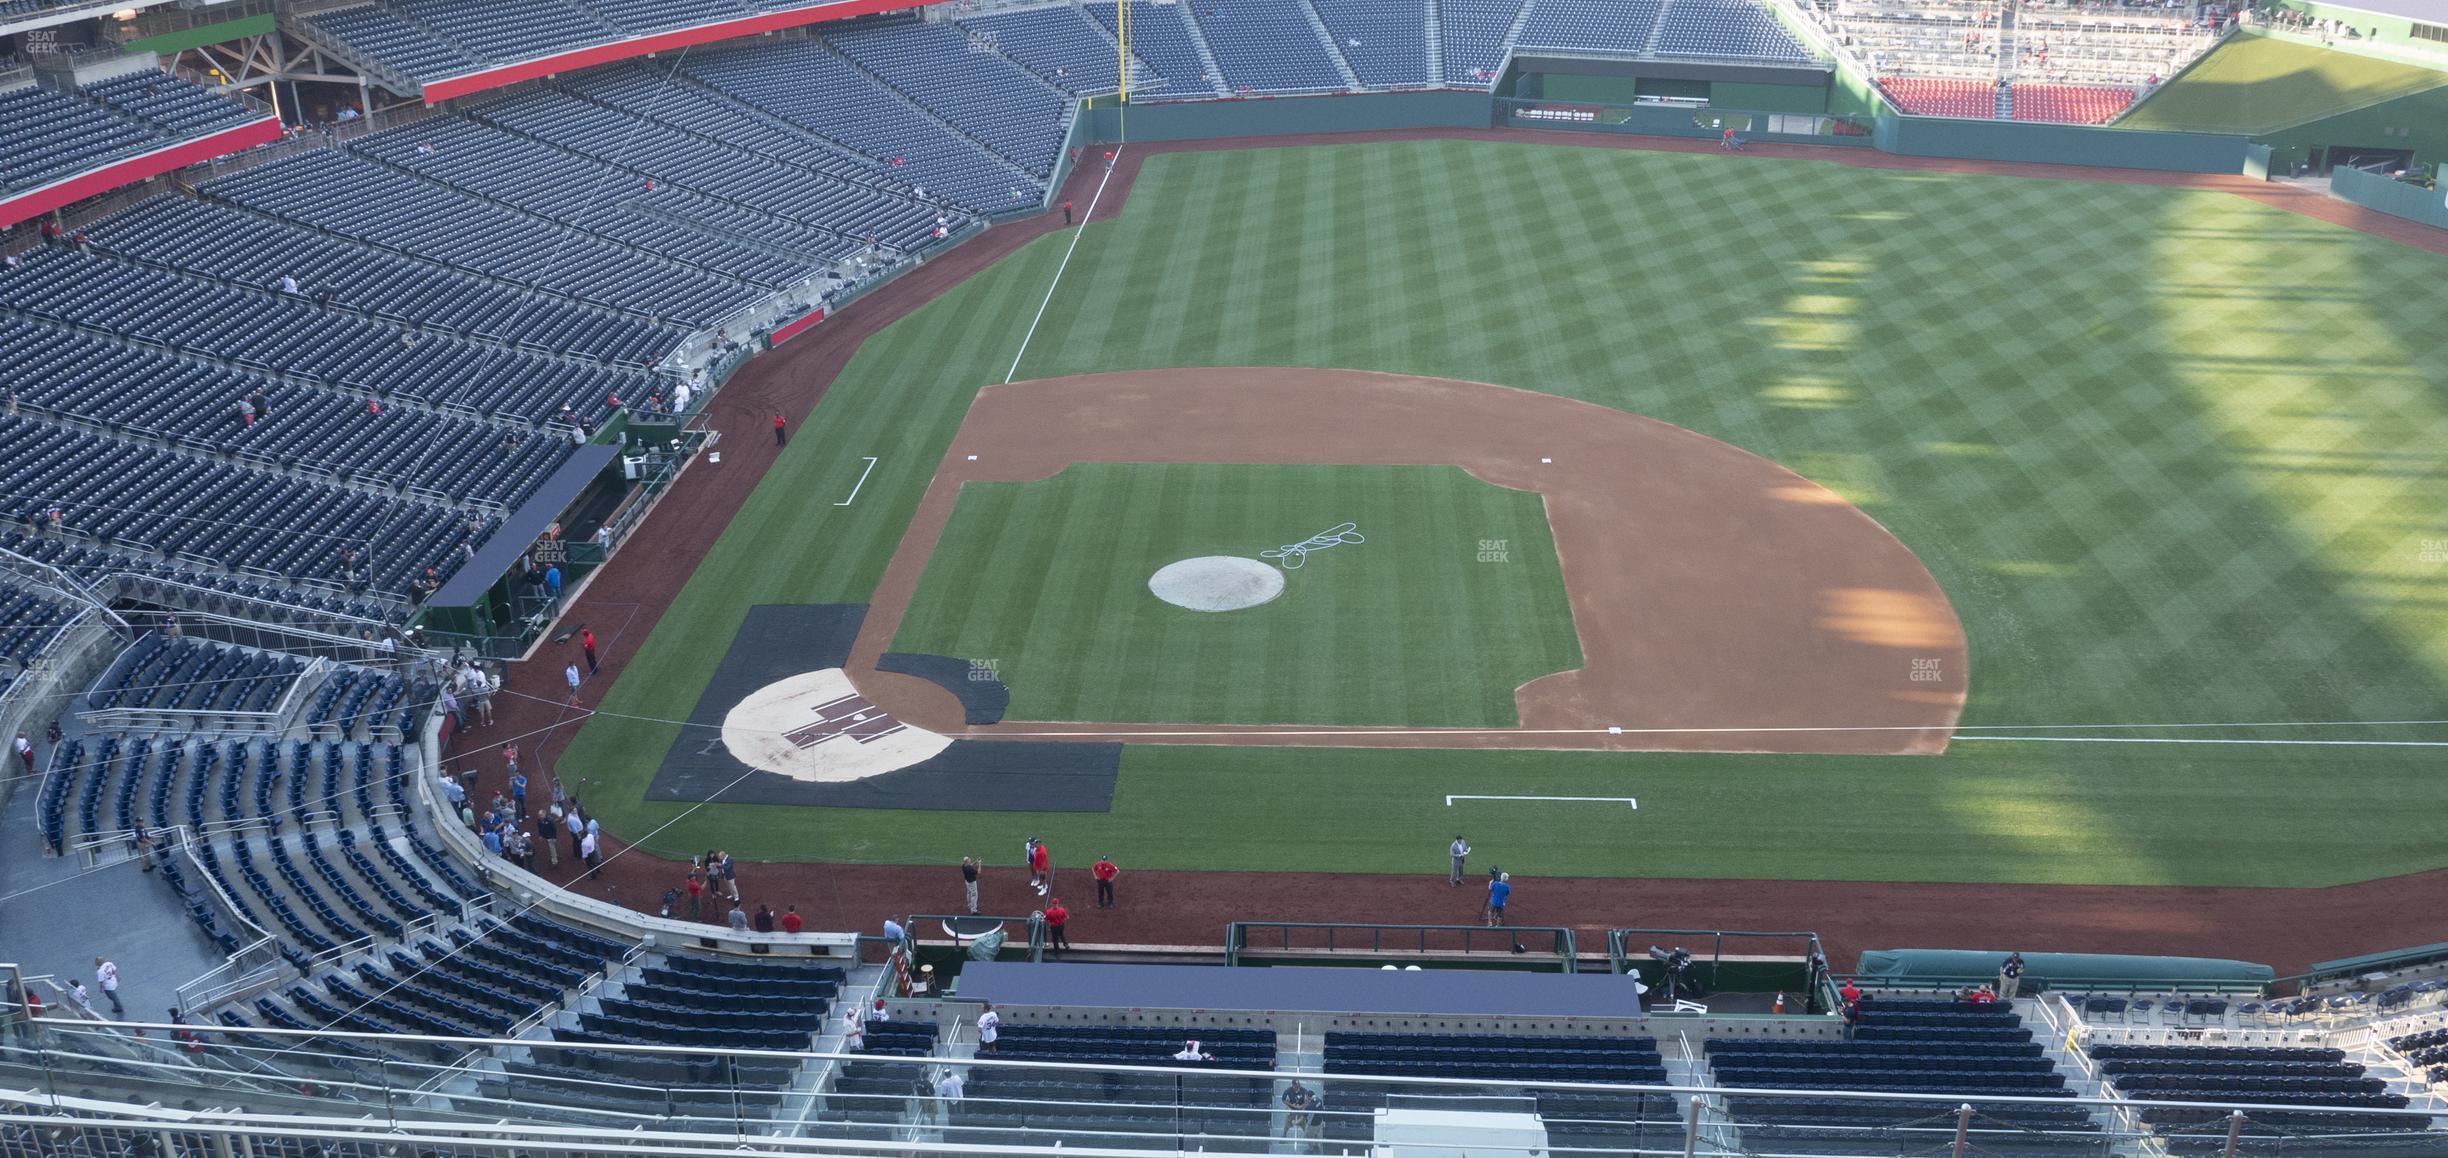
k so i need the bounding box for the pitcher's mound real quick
[1149,556,1285,612]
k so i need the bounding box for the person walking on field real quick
[1062,199,1073,225]
[1026,838,1051,897]
[772,414,788,447]
[961,857,980,915]
[1092,855,1118,909]
[1448,836,1471,886]
[1485,872,1511,927]
[580,628,598,675]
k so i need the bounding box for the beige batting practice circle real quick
[1148,555,1287,612]
[721,668,950,782]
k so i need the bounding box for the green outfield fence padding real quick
[1872,115,2249,173]
[2331,163,2448,230]
[1855,949,2274,992]
[1084,91,1493,142]
[122,13,274,56]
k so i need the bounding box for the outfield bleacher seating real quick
[1310,0,1431,87]
[1833,0,1996,81]
[828,20,1072,176]
[1187,0,1349,92]
[1878,75,1996,117]
[682,37,1032,212]
[954,6,1128,96]
[1442,0,1531,82]
[1516,0,1662,53]
[1087,1,1219,97]
[1657,0,1815,60]
[2088,1042,2434,1147]
[2008,81,2134,123]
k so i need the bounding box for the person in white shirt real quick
[976,1003,999,1053]
[881,918,906,942]
[933,1067,964,1124]
[1449,836,1471,886]
[841,1004,867,1051]
[92,959,122,1016]
[1171,1040,1213,1062]
[66,981,92,1015]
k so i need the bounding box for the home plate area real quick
[646,604,1119,811]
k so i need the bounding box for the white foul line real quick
[1447,795,1638,808]
[835,456,879,507]
[1005,145,1120,384]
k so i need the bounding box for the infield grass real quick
[890,464,1579,726]
[563,138,2448,887]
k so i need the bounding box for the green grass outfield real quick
[890,464,1579,726]
[2122,30,2448,133]
[562,139,2448,888]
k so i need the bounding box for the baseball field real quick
[553,135,2448,896]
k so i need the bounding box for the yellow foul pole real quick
[1116,0,1129,143]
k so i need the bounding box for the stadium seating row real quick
[0,70,258,196]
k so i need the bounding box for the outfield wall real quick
[1081,91,1493,141]
[2332,163,2448,229]
[2253,82,2448,175]
[1873,115,2249,172]
[1079,91,2247,173]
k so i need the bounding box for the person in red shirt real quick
[1027,838,1051,896]
[683,871,705,921]
[773,413,788,447]
[780,905,803,934]
[1838,978,1862,1006]
[1062,199,1074,226]
[580,628,598,675]
[1044,897,1070,952]
[1092,855,1118,909]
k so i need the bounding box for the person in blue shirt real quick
[508,772,527,821]
[1485,872,1511,927]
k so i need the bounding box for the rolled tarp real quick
[1853,948,2273,991]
